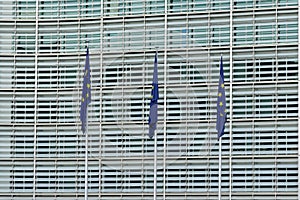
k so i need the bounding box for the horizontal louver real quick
[0,1,298,199]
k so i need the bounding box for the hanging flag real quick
[148,52,159,139]
[216,56,227,139]
[80,48,91,133]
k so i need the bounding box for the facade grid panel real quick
[0,0,299,199]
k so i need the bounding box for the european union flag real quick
[80,48,91,133]
[216,56,227,139]
[148,52,159,139]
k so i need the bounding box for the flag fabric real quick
[80,48,91,133]
[216,56,227,139]
[148,52,159,139]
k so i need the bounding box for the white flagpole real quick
[153,129,157,200]
[84,40,89,200]
[153,49,158,200]
[84,107,89,200]
[218,137,222,200]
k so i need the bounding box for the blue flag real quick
[148,52,159,139]
[216,56,227,139]
[80,48,91,133]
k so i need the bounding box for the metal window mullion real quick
[297,2,300,200]
[229,0,233,199]
[33,1,39,199]
[99,0,104,198]
[163,0,168,198]
[142,1,147,193]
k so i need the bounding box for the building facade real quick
[0,0,299,199]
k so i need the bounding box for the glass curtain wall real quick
[0,0,299,199]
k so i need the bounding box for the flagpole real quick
[149,49,158,200]
[84,41,89,200]
[216,55,225,200]
[84,110,88,200]
[153,130,157,200]
[218,137,222,200]
[153,49,158,200]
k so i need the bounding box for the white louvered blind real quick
[0,1,299,199]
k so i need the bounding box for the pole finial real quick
[86,40,89,48]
